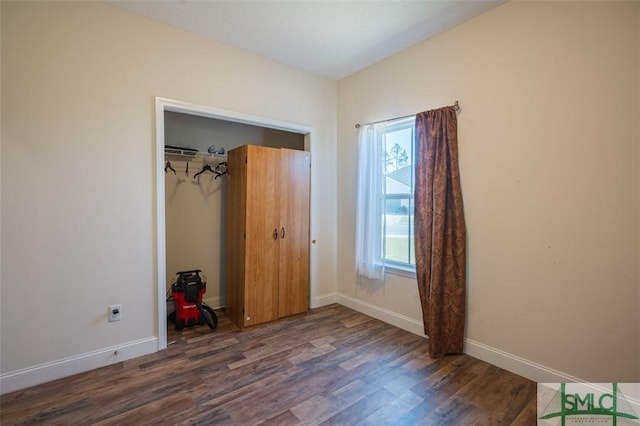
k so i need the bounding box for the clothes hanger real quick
[193,164,214,179]
[193,162,228,179]
[165,160,176,174]
[214,162,228,179]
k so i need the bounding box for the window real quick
[355,116,416,281]
[381,117,416,272]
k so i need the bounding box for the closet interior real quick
[163,111,308,330]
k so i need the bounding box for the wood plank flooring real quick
[1,305,537,425]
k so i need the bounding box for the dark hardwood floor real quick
[1,305,537,425]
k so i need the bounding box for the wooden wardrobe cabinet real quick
[226,144,310,329]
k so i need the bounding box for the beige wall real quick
[338,1,639,381]
[0,1,337,376]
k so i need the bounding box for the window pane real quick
[382,117,416,269]
[385,197,412,265]
[384,127,413,174]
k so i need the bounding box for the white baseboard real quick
[0,337,158,395]
[334,293,589,384]
[1,297,598,395]
[311,292,337,309]
[336,293,426,336]
[463,338,584,383]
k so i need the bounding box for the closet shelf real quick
[164,147,227,161]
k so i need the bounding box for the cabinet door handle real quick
[281,227,285,239]
[273,228,279,240]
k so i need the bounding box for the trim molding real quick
[2,296,595,394]
[335,293,589,384]
[0,337,158,395]
[336,293,425,336]
[463,339,583,383]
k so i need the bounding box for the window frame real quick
[380,116,416,277]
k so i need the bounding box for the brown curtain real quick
[414,106,466,357]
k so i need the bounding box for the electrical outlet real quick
[109,304,122,322]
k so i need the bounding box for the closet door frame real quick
[154,97,315,351]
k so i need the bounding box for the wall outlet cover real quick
[109,304,122,322]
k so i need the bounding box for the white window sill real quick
[385,264,416,279]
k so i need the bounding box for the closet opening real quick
[155,97,315,351]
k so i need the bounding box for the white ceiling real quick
[107,0,504,80]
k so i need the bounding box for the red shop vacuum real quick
[167,270,217,331]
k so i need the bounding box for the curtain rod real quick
[355,100,460,129]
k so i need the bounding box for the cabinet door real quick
[278,149,310,317]
[226,146,248,329]
[244,145,280,326]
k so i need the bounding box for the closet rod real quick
[354,100,460,129]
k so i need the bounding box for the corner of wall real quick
[311,293,338,309]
